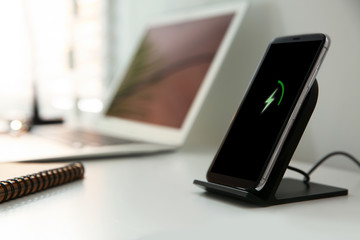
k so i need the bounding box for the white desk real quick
[0,146,359,240]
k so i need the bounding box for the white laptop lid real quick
[98,1,249,146]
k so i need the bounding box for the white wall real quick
[118,0,360,170]
[188,0,360,171]
[263,0,360,169]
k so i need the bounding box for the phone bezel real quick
[206,33,329,191]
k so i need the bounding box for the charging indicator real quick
[277,80,284,105]
[261,80,284,114]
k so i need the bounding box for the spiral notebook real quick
[0,162,84,203]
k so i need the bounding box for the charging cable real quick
[288,151,360,184]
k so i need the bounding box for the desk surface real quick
[0,147,359,239]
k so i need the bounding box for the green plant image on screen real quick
[105,14,234,128]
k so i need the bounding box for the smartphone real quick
[206,33,330,191]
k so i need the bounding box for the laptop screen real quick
[106,13,234,129]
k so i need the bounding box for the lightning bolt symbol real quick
[261,88,278,114]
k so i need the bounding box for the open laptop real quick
[0,1,248,161]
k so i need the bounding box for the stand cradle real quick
[193,80,347,206]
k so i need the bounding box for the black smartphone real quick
[206,33,330,191]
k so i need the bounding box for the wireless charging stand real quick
[193,80,348,206]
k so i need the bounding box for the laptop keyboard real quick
[35,129,136,148]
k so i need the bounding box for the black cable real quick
[287,165,310,183]
[288,151,360,184]
[307,151,360,176]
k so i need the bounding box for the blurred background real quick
[0,0,359,170]
[0,0,235,121]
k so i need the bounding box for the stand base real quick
[193,178,348,207]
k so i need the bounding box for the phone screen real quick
[208,38,325,188]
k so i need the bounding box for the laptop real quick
[0,1,248,161]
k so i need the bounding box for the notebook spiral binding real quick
[0,162,84,203]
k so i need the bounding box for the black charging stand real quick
[193,80,348,206]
